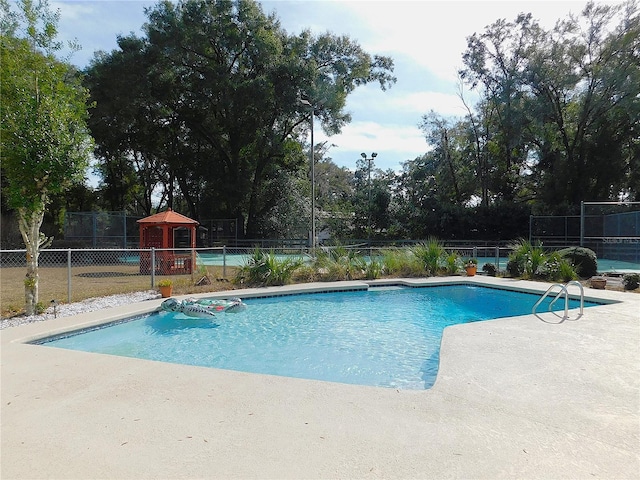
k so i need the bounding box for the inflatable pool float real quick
[190,297,247,313]
[160,297,247,318]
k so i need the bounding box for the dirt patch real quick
[1,265,239,318]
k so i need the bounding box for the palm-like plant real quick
[507,239,546,279]
[235,248,303,286]
[381,248,424,277]
[315,245,364,280]
[412,238,446,276]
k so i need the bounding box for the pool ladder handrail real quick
[532,280,584,319]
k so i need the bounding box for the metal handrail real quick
[566,280,584,314]
[533,283,568,318]
[532,281,584,319]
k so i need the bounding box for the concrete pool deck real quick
[1,277,639,479]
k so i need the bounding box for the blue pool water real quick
[38,285,596,390]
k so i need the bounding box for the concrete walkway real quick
[2,277,639,479]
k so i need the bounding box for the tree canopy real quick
[85,0,396,237]
[3,0,637,250]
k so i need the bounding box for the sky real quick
[48,0,602,172]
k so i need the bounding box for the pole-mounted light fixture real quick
[300,99,315,250]
[360,152,378,246]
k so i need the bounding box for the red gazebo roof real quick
[137,208,199,226]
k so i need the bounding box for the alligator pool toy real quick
[160,297,247,318]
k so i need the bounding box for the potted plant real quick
[590,276,607,289]
[464,258,478,276]
[157,279,173,298]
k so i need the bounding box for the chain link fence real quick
[0,247,235,317]
[1,243,512,318]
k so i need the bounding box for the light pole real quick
[360,152,377,246]
[300,99,315,250]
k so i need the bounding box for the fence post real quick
[67,249,72,303]
[495,246,500,269]
[223,245,227,279]
[151,247,156,287]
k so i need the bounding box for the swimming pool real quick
[37,285,597,390]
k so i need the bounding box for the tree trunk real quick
[17,202,51,315]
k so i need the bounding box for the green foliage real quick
[35,301,46,315]
[539,252,577,282]
[482,263,497,276]
[507,239,546,279]
[557,247,598,279]
[412,238,445,276]
[1,0,93,315]
[457,2,640,210]
[292,265,317,283]
[622,273,640,291]
[85,0,395,234]
[507,240,581,282]
[363,258,384,280]
[444,252,462,275]
[381,248,424,277]
[314,245,366,281]
[235,248,303,286]
[1,16,92,215]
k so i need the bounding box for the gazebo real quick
[137,208,199,275]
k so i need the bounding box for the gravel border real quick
[0,290,161,330]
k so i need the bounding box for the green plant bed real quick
[557,247,597,278]
[622,273,640,291]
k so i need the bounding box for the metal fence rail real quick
[1,244,512,315]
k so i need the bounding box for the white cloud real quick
[334,1,596,82]
[48,0,605,175]
[389,91,471,117]
[317,121,427,171]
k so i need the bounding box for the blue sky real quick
[49,0,600,172]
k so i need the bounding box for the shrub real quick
[35,302,46,314]
[235,248,303,286]
[363,258,384,279]
[539,251,577,282]
[444,251,462,275]
[412,238,445,276]
[506,258,521,277]
[507,239,546,279]
[482,263,497,276]
[557,247,597,278]
[622,273,640,291]
[314,245,364,281]
[292,265,317,283]
[382,248,424,277]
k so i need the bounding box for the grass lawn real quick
[1,265,239,318]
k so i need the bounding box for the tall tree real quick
[459,1,639,212]
[1,0,93,314]
[418,112,477,206]
[525,1,639,211]
[85,0,395,237]
[460,13,537,202]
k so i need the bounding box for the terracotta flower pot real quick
[465,265,477,277]
[590,277,606,289]
[158,285,173,298]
